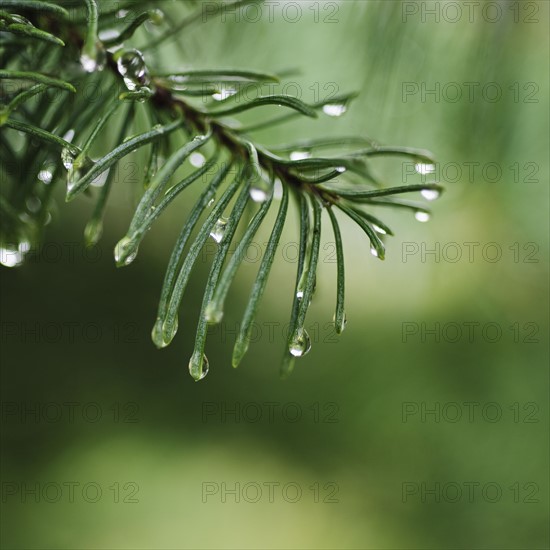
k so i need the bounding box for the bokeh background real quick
[1,1,548,548]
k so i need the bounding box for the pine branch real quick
[0,0,443,380]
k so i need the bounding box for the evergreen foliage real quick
[0,0,442,379]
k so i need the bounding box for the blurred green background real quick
[1,1,548,548]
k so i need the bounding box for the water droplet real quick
[249,170,272,203]
[90,170,108,188]
[61,148,74,170]
[421,189,440,201]
[188,352,209,381]
[148,9,165,26]
[336,166,347,173]
[370,246,379,257]
[84,219,103,246]
[114,235,139,266]
[0,245,20,267]
[98,29,119,42]
[160,316,178,345]
[205,303,223,324]
[415,211,430,223]
[26,197,41,213]
[415,163,436,175]
[210,218,227,244]
[207,197,215,208]
[123,250,137,265]
[2,246,22,267]
[166,75,186,85]
[295,267,308,301]
[64,155,95,194]
[333,312,347,333]
[81,46,105,73]
[190,152,206,168]
[322,103,347,117]
[38,169,53,184]
[151,318,167,349]
[116,49,150,92]
[273,178,283,200]
[116,9,129,19]
[212,87,237,101]
[372,224,387,235]
[0,239,30,268]
[250,186,269,203]
[80,53,97,73]
[290,151,311,161]
[63,129,75,143]
[289,328,312,357]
